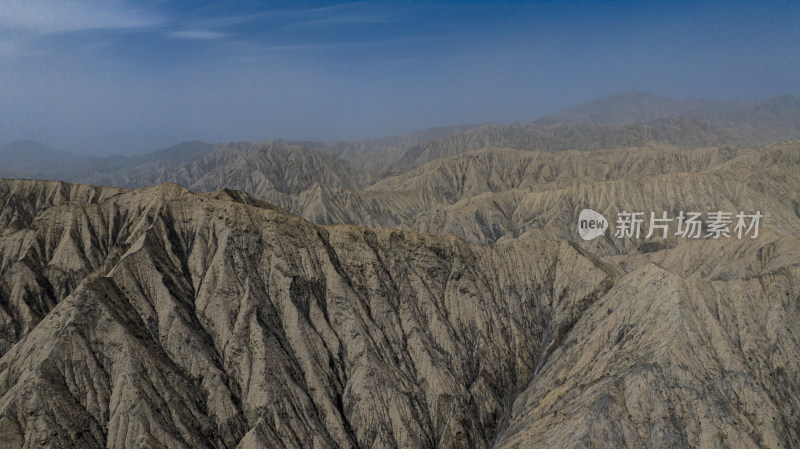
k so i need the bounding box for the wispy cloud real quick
[284,2,396,29]
[287,14,393,28]
[0,0,164,34]
[254,35,467,52]
[181,3,393,33]
[289,2,371,16]
[169,30,228,40]
[189,11,273,29]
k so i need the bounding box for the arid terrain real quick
[1,92,799,448]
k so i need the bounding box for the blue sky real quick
[1,0,798,155]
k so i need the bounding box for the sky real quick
[1,0,799,155]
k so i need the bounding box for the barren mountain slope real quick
[265,143,748,228]
[369,144,743,200]
[167,142,376,194]
[399,141,800,279]
[494,263,800,449]
[0,179,614,448]
[256,140,800,289]
[0,178,798,448]
[319,125,478,173]
[269,141,800,243]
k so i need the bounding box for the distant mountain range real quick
[386,93,800,173]
[5,92,799,239]
[1,139,798,446]
[2,91,799,250]
[0,140,90,176]
[4,92,800,182]
[537,90,755,125]
[2,91,800,448]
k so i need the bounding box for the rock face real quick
[0,179,616,448]
[0,177,798,448]
[266,141,800,274]
[495,263,800,449]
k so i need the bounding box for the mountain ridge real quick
[4,92,800,186]
[0,177,798,448]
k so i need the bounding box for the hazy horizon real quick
[2,0,799,156]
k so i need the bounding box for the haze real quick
[1,0,798,155]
